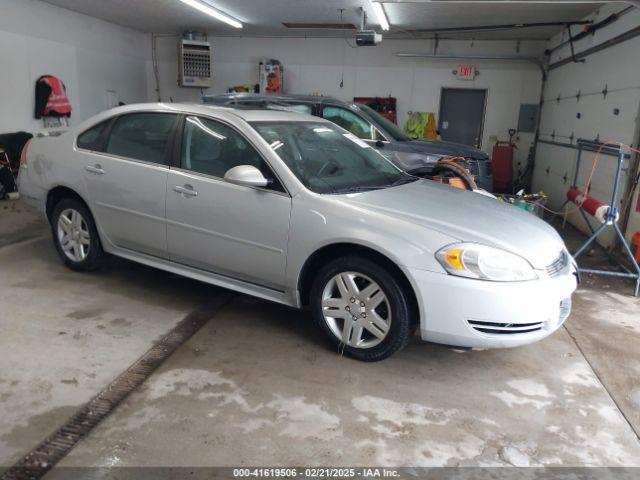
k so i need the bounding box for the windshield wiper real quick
[386,175,420,187]
[329,185,387,194]
[329,176,418,194]
[406,167,432,176]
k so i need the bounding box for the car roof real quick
[202,93,356,108]
[225,107,320,123]
[95,102,326,124]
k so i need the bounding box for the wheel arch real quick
[297,242,420,325]
[46,185,92,224]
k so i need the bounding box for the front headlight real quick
[436,243,538,282]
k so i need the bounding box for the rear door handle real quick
[173,184,198,197]
[85,164,105,175]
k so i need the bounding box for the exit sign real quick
[457,65,476,80]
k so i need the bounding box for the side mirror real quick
[375,140,385,148]
[224,165,270,188]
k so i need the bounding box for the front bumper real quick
[409,264,578,348]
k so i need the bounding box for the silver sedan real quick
[19,104,578,361]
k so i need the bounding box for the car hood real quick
[407,140,489,160]
[340,180,564,269]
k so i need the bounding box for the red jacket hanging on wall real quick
[35,75,72,119]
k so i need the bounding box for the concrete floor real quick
[0,200,218,467]
[0,198,46,248]
[1,198,639,471]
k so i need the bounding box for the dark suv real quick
[202,93,492,191]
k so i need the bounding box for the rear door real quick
[80,112,178,257]
[165,115,291,290]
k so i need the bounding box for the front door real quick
[81,112,178,258]
[438,88,487,148]
[166,116,291,290]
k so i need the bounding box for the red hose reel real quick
[566,187,618,224]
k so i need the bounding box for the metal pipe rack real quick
[563,140,640,296]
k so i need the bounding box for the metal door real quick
[438,88,487,148]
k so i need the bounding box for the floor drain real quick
[1,294,230,480]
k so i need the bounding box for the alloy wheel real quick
[57,208,91,262]
[321,271,392,348]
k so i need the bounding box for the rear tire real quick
[310,256,414,362]
[51,198,104,271]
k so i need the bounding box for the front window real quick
[251,121,416,194]
[357,104,411,142]
[321,107,374,140]
[181,116,284,192]
[373,127,386,142]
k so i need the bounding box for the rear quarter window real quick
[76,121,109,151]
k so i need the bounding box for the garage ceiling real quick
[42,0,604,39]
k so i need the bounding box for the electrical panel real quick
[517,104,539,133]
[178,39,212,88]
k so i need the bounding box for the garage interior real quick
[1,0,640,477]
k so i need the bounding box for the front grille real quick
[462,158,492,180]
[468,320,544,335]
[465,159,479,175]
[546,251,568,277]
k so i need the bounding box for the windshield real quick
[356,104,411,142]
[251,121,416,194]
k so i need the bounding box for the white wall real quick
[0,0,151,134]
[532,4,640,245]
[150,35,545,167]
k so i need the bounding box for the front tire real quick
[51,198,104,271]
[310,256,414,361]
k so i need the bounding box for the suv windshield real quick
[251,121,416,194]
[356,104,411,142]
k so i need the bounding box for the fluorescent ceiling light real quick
[179,0,243,29]
[420,0,603,2]
[371,1,390,31]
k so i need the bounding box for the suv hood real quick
[407,140,489,160]
[341,180,564,269]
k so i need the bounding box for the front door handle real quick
[173,184,198,197]
[85,164,105,175]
